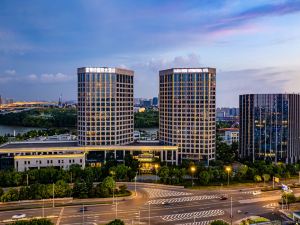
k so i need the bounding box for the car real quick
[237,210,242,214]
[220,195,228,200]
[162,202,171,206]
[252,191,262,196]
[79,207,88,212]
[12,214,26,220]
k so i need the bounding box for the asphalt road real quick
[0,183,294,225]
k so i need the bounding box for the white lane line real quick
[56,207,65,225]
[161,209,225,222]
[143,188,192,199]
[176,219,228,225]
[148,195,219,205]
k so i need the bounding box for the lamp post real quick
[154,164,159,183]
[225,166,231,186]
[190,166,196,187]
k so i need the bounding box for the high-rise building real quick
[152,97,158,106]
[239,94,300,163]
[159,68,216,163]
[77,67,134,146]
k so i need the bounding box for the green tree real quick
[199,171,211,185]
[8,218,54,225]
[72,181,88,198]
[254,175,262,183]
[1,188,19,202]
[102,176,115,193]
[115,164,129,180]
[0,188,3,197]
[158,166,169,183]
[210,220,230,225]
[106,219,125,225]
[236,165,248,181]
[55,180,71,198]
[262,174,270,182]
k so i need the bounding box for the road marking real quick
[143,188,192,199]
[161,209,225,222]
[148,195,219,205]
[263,202,278,209]
[56,207,65,225]
[176,219,228,225]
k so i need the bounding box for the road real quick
[0,183,294,225]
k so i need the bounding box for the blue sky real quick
[0,0,300,106]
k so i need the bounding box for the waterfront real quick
[0,125,41,136]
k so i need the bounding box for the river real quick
[0,125,41,136]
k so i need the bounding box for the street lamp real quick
[225,166,231,186]
[154,164,159,183]
[190,166,196,187]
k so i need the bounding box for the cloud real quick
[0,69,17,83]
[5,69,16,75]
[206,1,300,34]
[140,54,202,72]
[217,66,300,106]
[26,73,74,83]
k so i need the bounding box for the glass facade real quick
[77,67,134,146]
[240,94,300,163]
[159,68,216,163]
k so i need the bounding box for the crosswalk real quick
[263,202,278,209]
[143,188,192,199]
[148,195,219,205]
[161,209,225,222]
[176,219,228,225]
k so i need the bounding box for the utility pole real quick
[135,172,137,196]
[148,202,151,225]
[273,176,274,189]
[26,174,29,186]
[52,183,55,208]
[115,199,118,219]
[230,196,233,225]
[42,199,45,217]
[82,204,85,225]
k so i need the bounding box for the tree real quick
[254,175,262,183]
[55,180,71,198]
[8,218,54,225]
[281,192,296,209]
[102,176,115,193]
[72,181,88,198]
[199,171,210,185]
[0,188,3,197]
[1,188,19,202]
[236,165,248,181]
[158,166,169,183]
[262,174,270,182]
[106,219,125,225]
[115,164,129,180]
[210,220,230,225]
[118,184,127,194]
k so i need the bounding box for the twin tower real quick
[77,67,216,163]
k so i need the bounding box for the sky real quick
[0,0,300,106]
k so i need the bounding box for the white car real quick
[252,191,262,196]
[12,214,26,219]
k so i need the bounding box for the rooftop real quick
[0,141,78,149]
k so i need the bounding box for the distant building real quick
[224,129,239,145]
[239,94,300,163]
[152,97,158,106]
[159,68,216,163]
[77,67,134,146]
[142,100,151,108]
[216,107,239,122]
